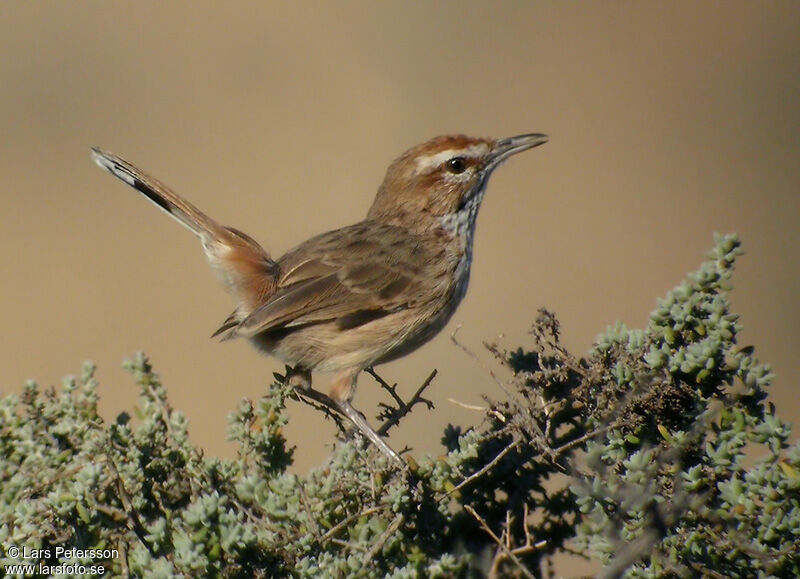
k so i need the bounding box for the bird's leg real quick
[335,399,405,467]
[330,371,405,467]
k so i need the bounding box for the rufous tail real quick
[91,147,277,319]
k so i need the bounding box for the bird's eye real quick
[445,156,468,174]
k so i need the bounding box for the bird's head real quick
[368,133,547,235]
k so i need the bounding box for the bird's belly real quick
[250,250,472,373]
[250,286,467,373]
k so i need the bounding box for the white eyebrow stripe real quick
[414,143,490,174]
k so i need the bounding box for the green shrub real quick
[1,234,797,577]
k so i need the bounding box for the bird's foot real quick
[285,366,312,391]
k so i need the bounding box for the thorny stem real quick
[465,505,537,579]
[373,368,437,436]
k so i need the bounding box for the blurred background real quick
[1,3,798,478]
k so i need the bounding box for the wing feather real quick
[228,222,431,339]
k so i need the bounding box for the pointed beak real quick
[486,133,548,170]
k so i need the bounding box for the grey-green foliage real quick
[571,234,799,578]
[0,233,797,577]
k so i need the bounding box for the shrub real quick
[1,234,797,577]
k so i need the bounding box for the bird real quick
[91,133,547,465]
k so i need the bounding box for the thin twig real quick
[298,484,321,540]
[330,538,367,552]
[94,503,128,522]
[105,456,155,556]
[441,439,520,501]
[292,386,347,431]
[376,369,437,436]
[519,503,547,552]
[319,507,383,546]
[23,461,96,498]
[366,368,404,407]
[118,541,130,578]
[464,505,536,579]
[688,562,728,579]
[451,327,517,402]
[551,423,613,458]
[595,528,661,579]
[447,398,486,412]
[363,514,405,564]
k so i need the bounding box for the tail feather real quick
[91,147,220,237]
[91,147,278,317]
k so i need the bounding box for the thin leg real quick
[294,374,406,468]
[334,398,405,467]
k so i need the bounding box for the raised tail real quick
[91,147,278,319]
[91,147,221,237]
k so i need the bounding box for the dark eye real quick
[445,156,468,174]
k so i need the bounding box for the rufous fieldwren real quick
[91,133,547,465]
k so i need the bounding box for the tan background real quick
[2,2,798,481]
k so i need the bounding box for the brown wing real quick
[226,221,432,339]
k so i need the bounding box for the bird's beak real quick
[486,133,549,170]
